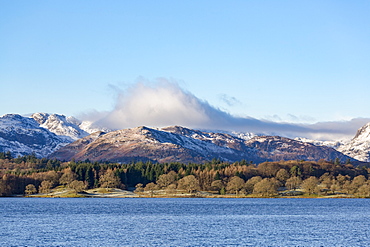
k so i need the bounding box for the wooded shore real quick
[2,152,370,198]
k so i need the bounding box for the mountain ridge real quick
[0,113,107,158]
[1,112,369,164]
[337,122,370,162]
[0,114,67,158]
[49,125,354,164]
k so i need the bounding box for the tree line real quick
[0,152,370,197]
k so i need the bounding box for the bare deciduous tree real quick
[59,168,77,186]
[211,180,224,192]
[226,176,245,195]
[253,178,278,197]
[245,176,262,194]
[39,180,53,194]
[177,175,200,194]
[275,169,290,185]
[68,180,87,193]
[144,182,158,197]
[302,176,319,195]
[286,176,302,191]
[25,184,37,195]
[156,171,177,189]
[99,169,121,189]
[135,183,144,193]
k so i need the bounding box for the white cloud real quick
[82,79,370,141]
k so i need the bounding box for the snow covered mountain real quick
[0,113,109,158]
[49,125,354,164]
[31,113,89,142]
[294,122,370,162]
[248,135,351,162]
[1,111,368,163]
[337,122,370,162]
[31,112,111,141]
[294,137,344,150]
[0,114,67,158]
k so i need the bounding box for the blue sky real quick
[1,1,370,139]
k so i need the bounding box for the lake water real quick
[0,198,369,246]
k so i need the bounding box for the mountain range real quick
[1,113,369,164]
[0,113,101,158]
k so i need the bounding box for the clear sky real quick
[1,1,370,139]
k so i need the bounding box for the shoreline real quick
[15,187,362,199]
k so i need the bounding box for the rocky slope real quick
[1,112,367,163]
[295,122,370,162]
[337,122,370,162]
[246,136,351,162]
[0,114,67,158]
[31,113,89,142]
[31,113,110,141]
[0,113,108,158]
[49,126,354,163]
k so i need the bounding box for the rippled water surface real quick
[1,198,369,246]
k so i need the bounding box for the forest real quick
[1,151,370,198]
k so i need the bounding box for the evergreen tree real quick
[86,167,95,189]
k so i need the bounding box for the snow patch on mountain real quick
[156,127,236,156]
[50,125,353,163]
[31,113,110,141]
[32,113,89,142]
[293,122,370,162]
[295,137,344,149]
[0,114,68,157]
[337,122,370,162]
[0,113,111,158]
[79,120,112,134]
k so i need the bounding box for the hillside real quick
[0,113,107,158]
[338,123,370,162]
[0,114,67,158]
[49,126,354,163]
[1,113,369,164]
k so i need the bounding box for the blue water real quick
[0,198,369,246]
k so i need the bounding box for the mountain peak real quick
[0,114,39,128]
[161,125,199,136]
[49,125,354,164]
[31,113,89,141]
[0,112,366,163]
[353,122,370,140]
[0,114,66,157]
[31,112,50,124]
[337,122,370,162]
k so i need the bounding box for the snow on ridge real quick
[31,113,85,141]
[0,136,68,158]
[0,114,71,158]
[160,126,256,144]
[336,122,370,162]
[293,122,370,162]
[3,113,370,162]
[229,131,256,141]
[294,137,344,149]
[196,128,257,141]
[31,113,111,141]
[79,120,112,134]
[150,127,236,155]
[0,114,40,129]
[0,113,103,158]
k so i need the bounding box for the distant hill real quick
[337,122,370,162]
[49,125,354,163]
[0,113,107,158]
[0,114,67,158]
[0,112,366,164]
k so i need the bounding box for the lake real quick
[0,198,369,246]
